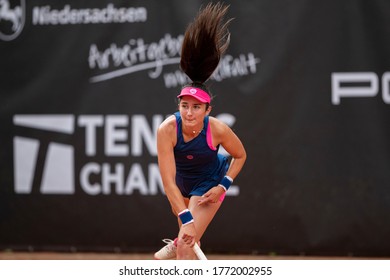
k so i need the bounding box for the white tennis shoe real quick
[154,238,177,260]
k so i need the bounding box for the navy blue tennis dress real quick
[174,112,229,197]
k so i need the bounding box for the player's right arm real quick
[157,116,197,246]
[157,116,185,214]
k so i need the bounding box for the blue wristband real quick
[219,176,233,191]
[178,209,194,225]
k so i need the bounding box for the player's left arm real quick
[198,118,247,205]
[212,117,247,180]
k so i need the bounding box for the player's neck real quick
[182,125,203,139]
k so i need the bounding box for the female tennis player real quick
[155,2,246,260]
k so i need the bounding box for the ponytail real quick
[180,2,233,95]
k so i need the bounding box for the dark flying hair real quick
[180,2,232,91]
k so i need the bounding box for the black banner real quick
[1,0,390,257]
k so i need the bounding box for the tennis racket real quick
[193,242,207,260]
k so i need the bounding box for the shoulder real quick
[157,114,177,142]
[209,116,229,133]
[158,115,176,133]
[157,115,177,153]
[208,116,231,143]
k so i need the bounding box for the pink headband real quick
[177,87,211,103]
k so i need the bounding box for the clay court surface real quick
[1,252,387,260]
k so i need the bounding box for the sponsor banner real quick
[1,0,390,256]
[12,113,240,196]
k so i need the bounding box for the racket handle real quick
[193,242,207,260]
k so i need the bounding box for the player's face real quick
[179,96,210,129]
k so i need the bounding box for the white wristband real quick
[218,184,227,192]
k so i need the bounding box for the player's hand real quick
[197,186,225,205]
[180,223,196,247]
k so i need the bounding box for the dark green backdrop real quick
[1,0,390,256]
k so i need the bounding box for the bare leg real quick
[176,195,222,259]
